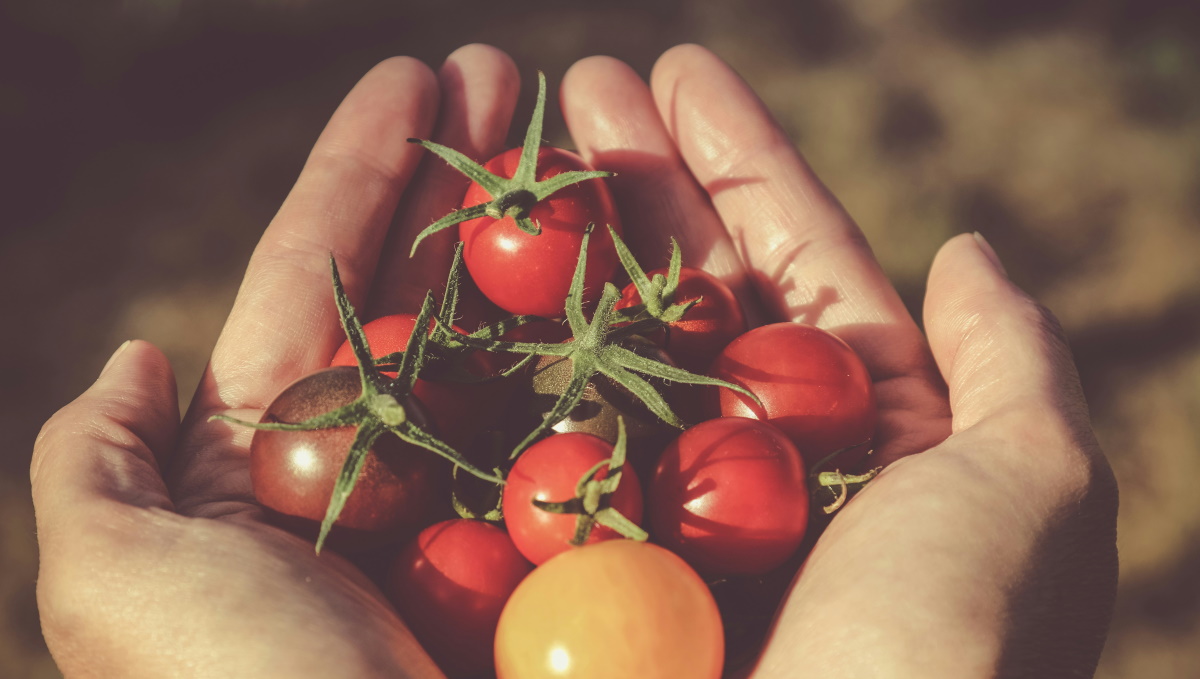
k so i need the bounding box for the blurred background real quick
[2,0,1198,676]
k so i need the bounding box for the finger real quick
[924,232,1092,435]
[649,45,930,375]
[559,56,759,316]
[32,341,179,530]
[199,57,439,414]
[371,44,520,318]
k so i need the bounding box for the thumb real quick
[32,340,180,524]
[923,233,1090,435]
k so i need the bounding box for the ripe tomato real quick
[249,367,445,548]
[459,147,621,317]
[707,322,877,470]
[649,417,809,577]
[615,266,747,373]
[502,432,643,565]
[494,540,723,679]
[330,313,503,451]
[386,519,532,678]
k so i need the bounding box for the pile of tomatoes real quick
[224,74,879,679]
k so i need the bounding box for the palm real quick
[560,46,1115,677]
[35,45,1115,679]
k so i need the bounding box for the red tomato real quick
[494,540,723,679]
[649,417,809,577]
[502,432,644,565]
[707,322,877,470]
[330,314,502,451]
[615,266,747,373]
[459,147,622,317]
[386,519,532,678]
[250,367,445,549]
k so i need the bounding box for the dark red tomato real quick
[649,417,808,577]
[250,367,445,549]
[615,266,747,373]
[502,432,644,565]
[386,519,532,678]
[459,147,622,318]
[707,323,876,470]
[330,314,502,451]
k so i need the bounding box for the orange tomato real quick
[494,540,723,679]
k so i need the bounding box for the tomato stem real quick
[406,72,615,255]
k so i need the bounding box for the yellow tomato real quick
[494,540,723,679]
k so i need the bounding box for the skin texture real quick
[32,44,1117,678]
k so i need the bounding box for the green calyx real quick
[372,243,542,383]
[406,71,614,254]
[608,225,698,329]
[440,224,762,459]
[530,418,648,545]
[210,254,505,554]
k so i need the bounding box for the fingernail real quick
[972,232,1008,278]
[100,340,132,377]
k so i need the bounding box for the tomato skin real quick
[250,367,445,548]
[616,266,747,373]
[494,540,723,679]
[460,147,622,317]
[330,314,503,451]
[707,322,877,470]
[386,519,532,678]
[502,432,644,565]
[649,417,808,577]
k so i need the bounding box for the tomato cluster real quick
[218,73,880,679]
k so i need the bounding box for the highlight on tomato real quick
[648,416,809,577]
[707,322,877,470]
[494,540,724,679]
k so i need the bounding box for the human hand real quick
[33,41,1119,679]
[557,45,1118,677]
[32,44,527,679]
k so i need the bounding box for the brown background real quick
[3,0,1199,676]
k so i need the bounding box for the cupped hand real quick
[559,45,1118,677]
[33,43,1120,679]
[32,44,526,679]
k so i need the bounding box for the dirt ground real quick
[3,0,1198,676]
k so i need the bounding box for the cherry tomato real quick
[250,367,445,548]
[707,322,877,470]
[649,417,808,577]
[386,519,532,678]
[616,266,747,373]
[330,313,503,451]
[459,147,622,317]
[502,432,644,565]
[494,540,723,679]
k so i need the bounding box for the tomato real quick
[706,322,877,470]
[502,432,644,565]
[386,519,532,678]
[249,367,445,548]
[648,417,808,577]
[330,314,503,451]
[615,266,747,373]
[494,540,723,679]
[459,147,621,317]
